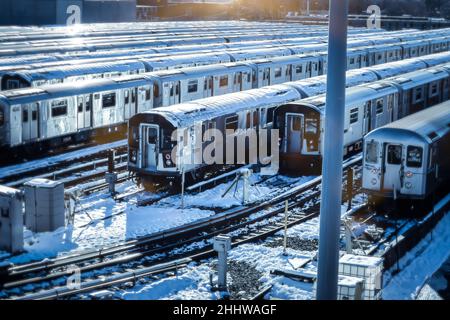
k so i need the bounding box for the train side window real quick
[274,67,282,78]
[349,107,359,124]
[414,87,423,103]
[131,91,136,104]
[22,108,28,123]
[102,93,116,109]
[295,65,303,74]
[219,76,228,88]
[365,141,378,164]
[349,58,355,64]
[124,91,129,104]
[225,115,238,131]
[51,100,68,117]
[387,145,402,165]
[266,107,275,124]
[32,110,37,121]
[406,146,423,168]
[0,108,4,126]
[187,80,198,93]
[253,111,259,127]
[376,99,384,114]
[146,88,151,101]
[246,112,251,129]
[430,83,438,97]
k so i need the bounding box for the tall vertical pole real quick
[316,0,349,300]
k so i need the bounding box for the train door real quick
[363,101,372,135]
[123,90,131,120]
[285,113,303,154]
[21,103,38,142]
[233,72,243,92]
[169,81,181,105]
[131,88,138,117]
[382,144,404,192]
[85,95,92,128]
[77,95,92,129]
[140,124,159,170]
[204,76,213,97]
[262,68,270,86]
[77,96,85,129]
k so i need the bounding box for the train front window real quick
[407,146,423,168]
[387,145,402,165]
[147,128,158,145]
[365,141,378,164]
[305,119,318,134]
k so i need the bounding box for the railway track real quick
[0,141,128,188]
[0,157,362,300]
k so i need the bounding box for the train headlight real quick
[371,178,378,185]
[165,153,171,160]
[165,159,172,166]
[405,171,413,178]
[405,182,412,189]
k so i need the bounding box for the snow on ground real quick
[159,174,315,210]
[116,181,368,300]
[1,172,313,265]
[382,208,450,300]
[4,180,215,264]
[0,139,126,179]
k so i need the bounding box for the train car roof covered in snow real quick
[366,101,450,143]
[290,82,397,113]
[0,75,151,106]
[382,67,450,90]
[284,68,379,98]
[149,63,252,80]
[4,61,146,82]
[137,85,301,128]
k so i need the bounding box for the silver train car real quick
[3,36,450,92]
[127,59,450,182]
[0,27,447,59]
[1,52,449,153]
[362,101,450,200]
[274,66,450,173]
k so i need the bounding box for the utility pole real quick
[316,0,349,300]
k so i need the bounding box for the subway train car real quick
[362,101,450,201]
[127,63,450,183]
[1,53,449,155]
[275,67,450,173]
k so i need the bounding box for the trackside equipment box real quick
[24,179,65,233]
[0,185,23,253]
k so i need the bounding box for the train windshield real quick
[365,141,378,164]
[305,118,318,134]
[406,146,423,168]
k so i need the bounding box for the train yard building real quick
[0,0,137,25]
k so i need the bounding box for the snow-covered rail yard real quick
[0,18,449,305]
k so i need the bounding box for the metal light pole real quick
[316,0,349,300]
